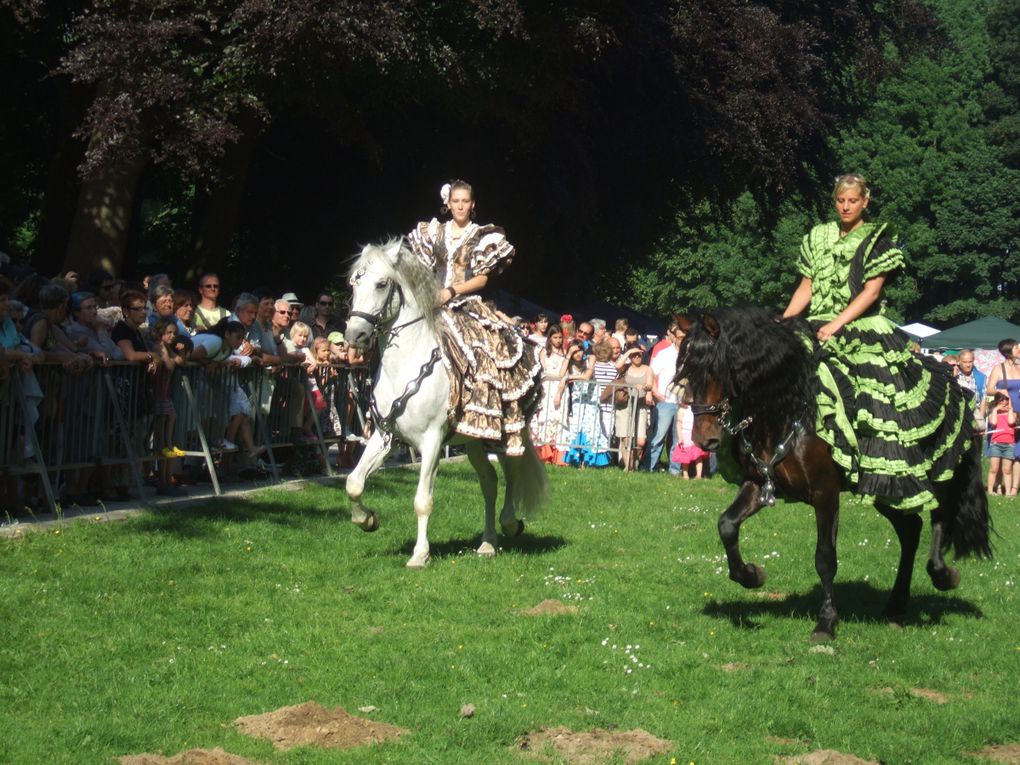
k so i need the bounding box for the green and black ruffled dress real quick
[799,221,970,512]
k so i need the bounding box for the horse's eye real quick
[375,280,388,290]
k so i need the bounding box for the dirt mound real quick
[774,750,879,765]
[119,748,263,765]
[517,725,673,764]
[520,599,579,616]
[233,701,408,751]
[970,744,1020,763]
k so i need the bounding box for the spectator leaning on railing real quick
[173,288,197,334]
[66,291,123,363]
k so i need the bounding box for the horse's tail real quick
[506,427,549,517]
[944,435,993,559]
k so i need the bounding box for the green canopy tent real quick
[920,316,1020,351]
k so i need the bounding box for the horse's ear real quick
[674,313,694,333]
[703,314,720,339]
[383,239,403,265]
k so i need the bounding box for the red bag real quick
[311,387,327,411]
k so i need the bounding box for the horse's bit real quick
[690,397,804,508]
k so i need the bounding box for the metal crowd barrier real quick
[0,361,373,516]
[528,377,647,464]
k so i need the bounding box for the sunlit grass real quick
[1,462,1018,764]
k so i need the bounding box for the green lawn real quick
[1,462,1017,764]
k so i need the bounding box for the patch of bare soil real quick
[520,599,579,616]
[876,686,950,704]
[119,748,263,765]
[756,591,788,601]
[970,744,1020,763]
[773,750,880,765]
[720,662,750,672]
[233,701,408,751]
[516,726,673,764]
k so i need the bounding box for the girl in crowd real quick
[533,326,567,462]
[985,338,1020,494]
[149,320,189,496]
[782,173,969,511]
[616,345,653,472]
[407,179,540,455]
[528,313,550,347]
[986,392,1016,495]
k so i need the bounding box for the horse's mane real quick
[679,307,818,445]
[350,237,440,336]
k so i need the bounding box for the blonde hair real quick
[833,173,871,200]
[291,321,310,339]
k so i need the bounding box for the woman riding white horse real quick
[344,185,546,567]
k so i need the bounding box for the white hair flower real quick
[440,183,452,206]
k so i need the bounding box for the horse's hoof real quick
[501,519,525,538]
[406,553,430,569]
[931,566,960,591]
[353,511,379,532]
[731,563,766,589]
[477,541,497,557]
[810,628,835,643]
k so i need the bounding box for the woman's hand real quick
[816,321,843,343]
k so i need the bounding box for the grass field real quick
[1,461,1018,764]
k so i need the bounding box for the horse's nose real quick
[345,320,370,348]
[699,435,720,452]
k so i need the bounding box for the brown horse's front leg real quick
[875,502,922,623]
[719,481,767,588]
[811,494,840,642]
[926,509,961,591]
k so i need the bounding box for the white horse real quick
[344,239,548,568]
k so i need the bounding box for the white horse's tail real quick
[505,428,549,517]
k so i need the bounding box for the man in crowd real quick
[248,288,277,354]
[590,318,608,346]
[641,322,684,473]
[955,348,987,426]
[281,292,303,330]
[310,291,344,340]
[194,272,230,331]
[230,293,260,360]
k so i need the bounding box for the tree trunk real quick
[62,139,149,279]
[32,83,92,278]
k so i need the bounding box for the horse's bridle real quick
[689,391,804,509]
[690,399,753,436]
[348,270,439,444]
[348,272,425,342]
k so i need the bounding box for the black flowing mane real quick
[678,307,819,446]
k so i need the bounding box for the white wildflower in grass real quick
[602,639,651,674]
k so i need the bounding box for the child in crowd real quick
[987,392,1017,496]
[671,403,709,479]
[285,320,317,371]
[149,320,190,496]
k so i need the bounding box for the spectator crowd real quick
[0,262,366,513]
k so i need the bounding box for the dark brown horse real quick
[676,308,991,641]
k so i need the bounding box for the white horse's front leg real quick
[497,453,525,538]
[407,433,443,568]
[346,430,392,532]
[466,441,499,556]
